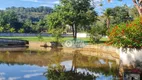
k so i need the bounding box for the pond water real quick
[0,48,120,80]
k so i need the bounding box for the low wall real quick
[119,48,142,66]
[0,33,72,37]
[84,44,119,54]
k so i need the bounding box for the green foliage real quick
[0,11,21,32]
[101,5,132,30]
[9,28,15,33]
[6,6,53,22]
[0,6,52,33]
[110,5,131,24]
[88,25,102,44]
[47,65,96,80]
[49,28,64,43]
[108,17,142,48]
[37,33,43,41]
[129,6,139,18]
[18,28,24,33]
[0,27,4,32]
[104,8,113,18]
[46,0,97,40]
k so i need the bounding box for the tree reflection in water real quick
[0,48,120,80]
[46,65,96,80]
[45,50,119,80]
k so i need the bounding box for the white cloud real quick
[21,70,41,73]
[24,73,43,78]
[40,4,50,7]
[53,1,59,4]
[8,77,21,80]
[39,0,59,7]
[21,0,39,2]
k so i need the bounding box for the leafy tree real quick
[37,19,47,33]
[88,24,104,44]
[22,19,33,33]
[107,0,142,16]
[9,28,15,33]
[6,6,53,22]
[96,16,108,35]
[18,28,24,33]
[0,11,22,32]
[109,6,131,25]
[0,27,4,32]
[129,6,139,18]
[47,0,97,40]
[47,11,64,44]
[47,65,96,80]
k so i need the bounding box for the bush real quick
[108,17,142,48]
[88,26,102,44]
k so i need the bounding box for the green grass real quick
[0,37,89,42]
[100,37,109,42]
[0,36,108,44]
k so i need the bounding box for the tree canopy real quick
[107,0,142,16]
[47,0,97,40]
[0,6,52,33]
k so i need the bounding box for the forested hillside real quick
[6,6,53,22]
[0,6,53,33]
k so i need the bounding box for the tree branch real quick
[132,0,138,6]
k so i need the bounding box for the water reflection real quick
[0,64,46,80]
[45,50,119,80]
[46,64,96,80]
[0,49,120,80]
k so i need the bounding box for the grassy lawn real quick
[0,36,108,44]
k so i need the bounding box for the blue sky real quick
[0,0,59,9]
[0,0,133,14]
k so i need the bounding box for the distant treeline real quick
[0,6,53,33]
[0,5,139,34]
[6,6,53,22]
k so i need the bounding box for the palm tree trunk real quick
[106,18,110,29]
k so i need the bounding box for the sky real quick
[0,0,134,14]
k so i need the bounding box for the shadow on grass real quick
[84,40,107,44]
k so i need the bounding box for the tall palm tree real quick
[103,8,112,29]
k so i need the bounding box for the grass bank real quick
[0,37,108,44]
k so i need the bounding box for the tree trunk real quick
[72,25,75,39]
[74,24,77,41]
[133,0,142,16]
[106,18,110,29]
[134,5,142,16]
[72,24,77,40]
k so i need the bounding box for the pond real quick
[0,47,120,80]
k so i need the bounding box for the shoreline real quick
[29,41,120,61]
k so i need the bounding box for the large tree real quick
[47,0,97,40]
[0,11,22,32]
[107,0,142,16]
[111,6,130,24]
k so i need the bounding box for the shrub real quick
[108,17,142,48]
[88,26,102,44]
